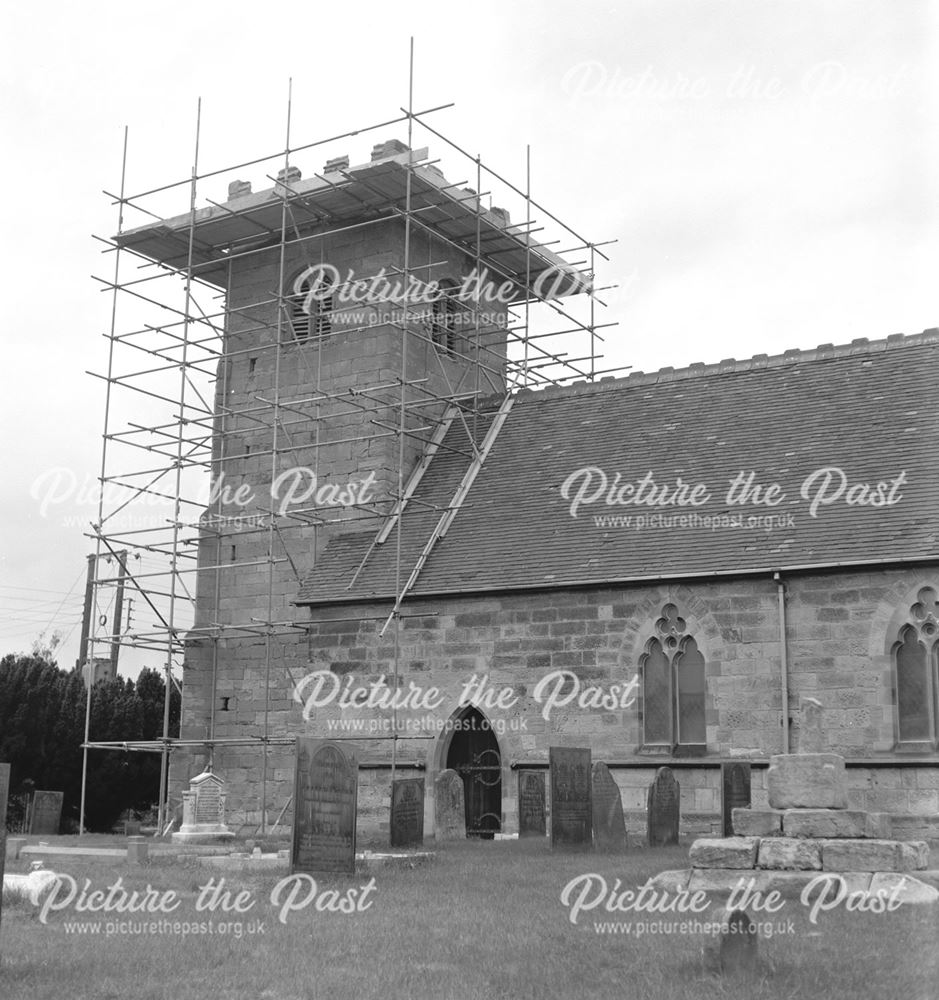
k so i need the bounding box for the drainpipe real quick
[774,572,790,753]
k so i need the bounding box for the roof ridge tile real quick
[511,328,938,403]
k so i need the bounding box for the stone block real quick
[783,809,875,839]
[766,754,848,809]
[758,837,822,870]
[901,842,930,871]
[890,814,939,841]
[820,839,929,872]
[645,869,691,893]
[865,812,892,839]
[757,870,839,897]
[689,837,759,869]
[733,808,782,837]
[686,869,829,897]
[798,871,874,901]
[868,873,939,905]
[687,869,757,894]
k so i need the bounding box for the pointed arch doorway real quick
[444,705,502,839]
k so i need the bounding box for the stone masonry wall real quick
[170,215,509,815]
[173,566,939,840]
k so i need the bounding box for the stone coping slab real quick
[648,868,939,905]
[356,850,436,871]
[21,846,128,859]
[689,869,873,897]
[198,849,436,871]
[20,843,235,859]
[689,834,929,872]
[869,872,939,904]
[198,854,288,870]
[782,809,889,839]
[820,839,928,872]
[908,869,939,890]
[171,828,236,845]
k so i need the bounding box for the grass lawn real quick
[1,837,937,1000]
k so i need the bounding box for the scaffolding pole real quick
[82,48,618,838]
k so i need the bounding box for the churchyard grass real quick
[1,837,936,1000]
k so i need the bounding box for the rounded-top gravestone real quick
[647,766,680,847]
[435,769,466,841]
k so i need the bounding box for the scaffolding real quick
[80,51,620,834]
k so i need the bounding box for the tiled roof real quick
[296,330,939,605]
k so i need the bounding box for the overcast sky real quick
[1,0,936,673]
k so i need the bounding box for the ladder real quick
[379,393,515,635]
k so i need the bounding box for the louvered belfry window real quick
[289,268,334,341]
[430,278,459,354]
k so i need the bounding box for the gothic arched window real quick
[893,587,939,748]
[640,637,671,745]
[640,603,707,753]
[675,636,706,745]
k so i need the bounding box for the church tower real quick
[117,133,589,828]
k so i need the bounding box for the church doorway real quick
[445,705,502,838]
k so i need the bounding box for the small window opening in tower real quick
[431,278,460,355]
[290,267,334,342]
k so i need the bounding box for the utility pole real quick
[79,551,96,836]
[75,553,96,672]
[110,550,128,672]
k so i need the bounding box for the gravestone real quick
[0,764,9,936]
[720,909,759,976]
[126,836,149,865]
[646,766,680,847]
[171,770,235,844]
[721,762,752,837]
[549,747,592,848]
[29,790,65,836]
[592,762,627,851]
[29,790,64,835]
[390,777,424,848]
[518,770,546,837]
[292,738,358,874]
[801,697,825,753]
[434,768,466,841]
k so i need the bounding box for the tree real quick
[0,647,182,832]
